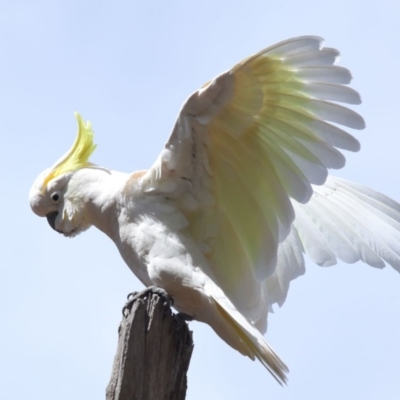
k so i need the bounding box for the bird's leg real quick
[122,286,174,316]
[176,312,194,321]
[172,312,194,329]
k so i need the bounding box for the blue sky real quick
[1,1,400,399]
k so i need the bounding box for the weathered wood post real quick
[106,288,194,400]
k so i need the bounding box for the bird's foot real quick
[176,312,194,321]
[173,312,194,329]
[122,286,173,316]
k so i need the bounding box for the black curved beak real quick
[46,211,59,231]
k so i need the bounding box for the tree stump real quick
[106,288,194,400]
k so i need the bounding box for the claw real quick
[122,286,174,317]
[126,291,139,300]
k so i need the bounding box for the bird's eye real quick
[51,192,60,203]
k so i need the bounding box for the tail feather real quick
[211,295,288,385]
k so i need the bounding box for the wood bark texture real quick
[106,289,194,400]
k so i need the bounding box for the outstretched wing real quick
[265,176,400,314]
[139,36,367,327]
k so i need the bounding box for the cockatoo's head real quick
[29,113,97,237]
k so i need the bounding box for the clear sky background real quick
[1,1,400,399]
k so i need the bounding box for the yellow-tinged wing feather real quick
[140,36,364,324]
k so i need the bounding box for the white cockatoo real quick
[29,36,400,384]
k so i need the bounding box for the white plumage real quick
[29,36,400,384]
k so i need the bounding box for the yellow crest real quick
[42,113,97,190]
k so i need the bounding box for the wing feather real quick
[264,226,306,311]
[138,37,400,330]
[260,176,400,317]
[296,66,353,84]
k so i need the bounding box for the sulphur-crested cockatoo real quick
[29,36,400,384]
